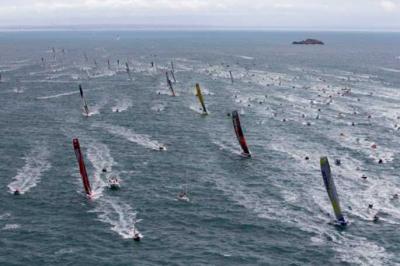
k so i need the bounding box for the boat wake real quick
[151,102,166,112]
[212,139,242,156]
[189,104,205,115]
[112,98,132,113]
[379,67,400,73]
[83,141,141,239]
[37,90,78,100]
[2,224,20,231]
[235,55,254,60]
[86,142,115,198]
[7,145,51,194]
[212,173,392,265]
[100,123,167,151]
[92,197,141,239]
[13,87,25,94]
[85,102,104,117]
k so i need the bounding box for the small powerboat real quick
[108,176,120,190]
[177,191,190,202]
[132,229,142,241]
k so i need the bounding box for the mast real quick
[166,72,176,96]
[52,47,56,61]
[126,62,132,80]
[229,70,234,84]
[83,52,89,63]
[170,61,176,82]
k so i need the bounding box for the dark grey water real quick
[0,31,400,265]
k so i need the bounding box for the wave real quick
[8,145,51,194]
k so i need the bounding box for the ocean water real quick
[0,31,400,265]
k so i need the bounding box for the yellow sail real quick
[320,157,347,225]
[195,83,208,114]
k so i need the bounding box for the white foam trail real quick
[0,213,11,220]
[83,141,141,239]
[86,142,115,198]
[86,101,104,117]
[100,124,166,151]
[192,86,214,96]
[332,133,394,164]
[112,98,132,113]
[213,173,392,265]
[13,87,25,94]
[156,89,173,96]
[7,145,51,194]
[37,87,104,100]
[151,102,166,112]
[235,55,254,60]
[37,90,78,100]
[212,139,241,156]
[379,67,400,73]
[189,104,205,115]
[2,224,20,230]
[92,197,142,239]
[90,70,116,79]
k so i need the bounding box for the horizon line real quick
[0,24,399,33]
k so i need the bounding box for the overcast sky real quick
[0,0,399,30]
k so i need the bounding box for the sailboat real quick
[195,83,208,115]
[73,138,92,197]
[320,157,347,226]
[126,62,132,80]
[166,72,176,96]
[170,61,176,82]
[132,218,142,241]
[177,173,190,202]
[107,175,120,190]
[232,110,251,157]
[229,70,234,84]
[79,84,90,116]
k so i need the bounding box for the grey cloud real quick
[0,0,399,30]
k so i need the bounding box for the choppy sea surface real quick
[0,31,400,265]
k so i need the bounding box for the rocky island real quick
[292,39,324,45]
